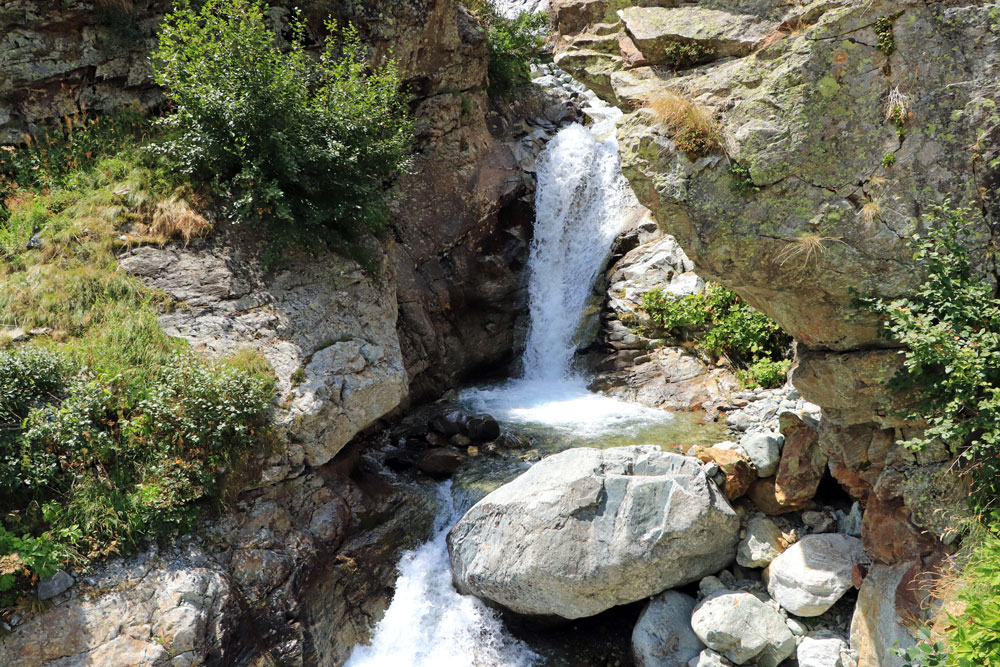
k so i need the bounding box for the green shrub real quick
[858,203,1000,518]
[662,41,715,69]
[737,358,792,390]
[875,16,896,56]
[152,0,413,258]
[468,2,548,98]
[728,162,759,195]
[941,532,1000,667]
[641,283,791,387]
[0,347,275,602]
[883,152,897,168]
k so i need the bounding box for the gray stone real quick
[736,514,785,568]
[690,590,796,667]
[850,563,915,667]
[738,432,783,477]
[448,446,740,618]
[37,569,73,600]
[688,648,732,667]
[633,590,705,667]
[765,534,864,617]
[798,632,849,667]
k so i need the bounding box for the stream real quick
[347,89,702,666]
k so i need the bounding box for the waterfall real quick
[344,484,539,667]
[522,121,632,380]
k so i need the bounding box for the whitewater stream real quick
[347,97,683,666]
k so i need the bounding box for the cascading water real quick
[347,88,674,667]
[344,484,539,667]
[461,105,672,436]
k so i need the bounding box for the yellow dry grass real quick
[149,197,212,244]
[644,90,721,154]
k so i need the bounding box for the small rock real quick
[802,510,837,534]
[465,413,500,442]
[493,429,529,450]
[786,618,809,636]
[837,502,863,537]
[426,431,450,447]
[691,590,796,667]
[739,432,783,477]
[451,433,473,447]
[428,410,469,436]
[764,534,864,616]
[632,591,705,667]
[309,499,350,543]
[798,632,849,667]
[38,570,74,600]
[737,515,785,568]
[688,648,733,667]
[25,233,43,250]
[417,447,468,477]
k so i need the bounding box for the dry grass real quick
[149,197,211,244]
[775,233,844,266]
[644,90,721,155]
[861,200,882,227]
[886,86,910,122]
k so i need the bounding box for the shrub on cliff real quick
[641,283,791,388]
[152,0,412,259]
[859,203,1000,518]
[468,1,549,97]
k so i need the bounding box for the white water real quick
[344,484,539,667]
[348,94,672,666]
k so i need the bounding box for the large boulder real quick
[448,446,740,618]
[690,590,796,667]
[765,534,864,617]
[850,563,915,667]
[633,590,705,667]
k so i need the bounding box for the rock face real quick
[690,590,796,667]
[798,632,849,667]
[765,534,865,617]
[120,241,408,479]
[551,0,989,565]
[632,590,705,667]
[850,563,915,667]
[448,446,740,618]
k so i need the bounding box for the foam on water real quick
[344,483,539,667]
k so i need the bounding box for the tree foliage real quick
[152,0,413,258]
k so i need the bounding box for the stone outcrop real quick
[551,0,987,573]
[448,445,740,619]
[120,241,408,479]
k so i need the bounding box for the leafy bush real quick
[641,283,791,387]
[858,203,1000,516]
[875,16,896,55]
[737,358,793,390]
[152,0,413,257]
[729,162,760,195]
[662,41,715,69]
[0,347,275,602]
[468,2,548,98]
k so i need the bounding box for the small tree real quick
[152,0,412,257]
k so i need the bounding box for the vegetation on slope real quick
[467,1,549,98]
[640,283,792,388]
[0,0,420,605]
[153,0,413,262]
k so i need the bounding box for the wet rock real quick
[632,590,705,667]
[448,446,740,618]
[451,433,473,447]
[308,498,350,544]
[428,410,469,436]
[465,413,500,442]
[798,632,849,667]
[764,534,864,617]
[417,447,468,477]
[690,590,796,667]
[493,428,530,450]
[736,515,785,569]
[37,570,73,600]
